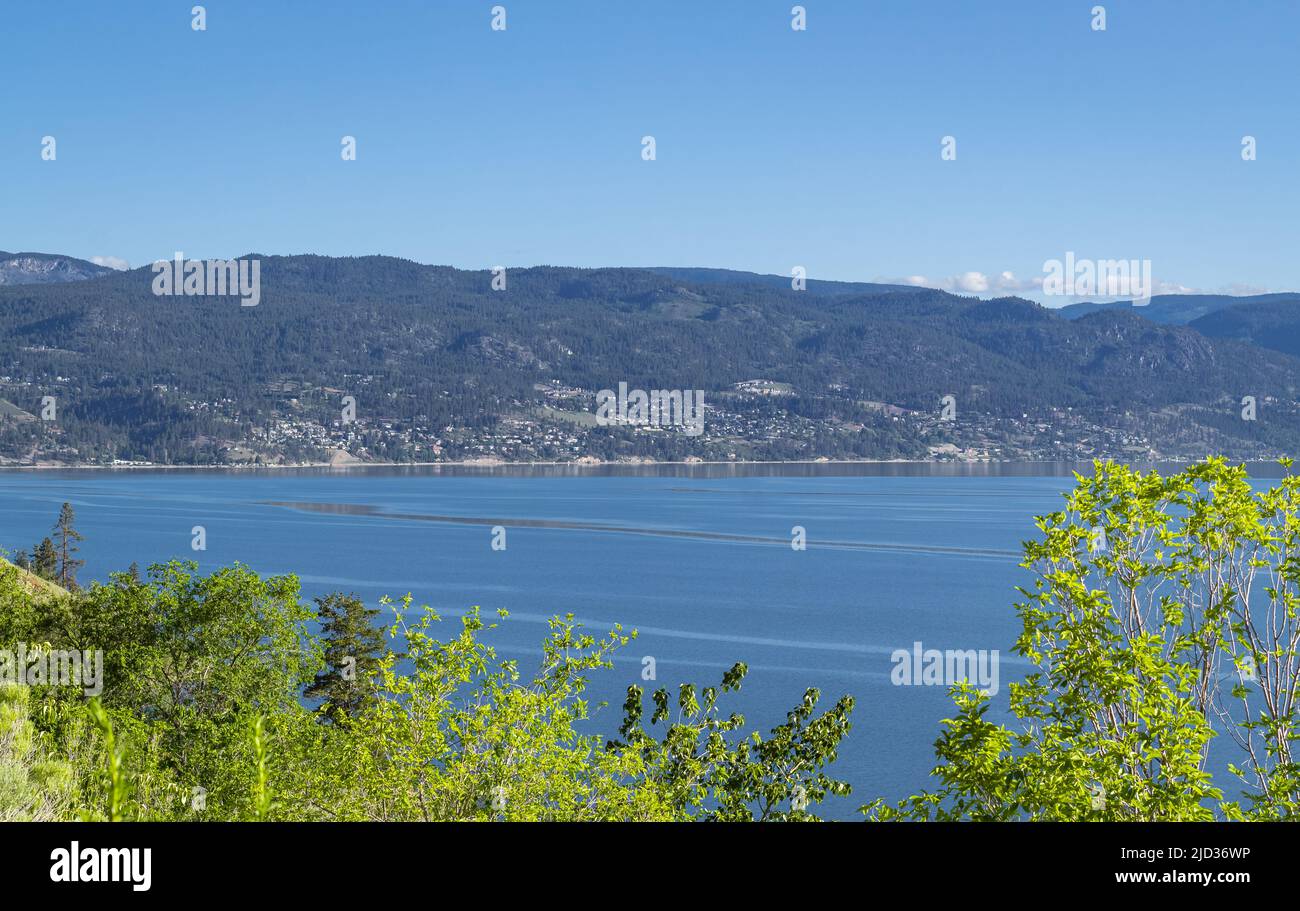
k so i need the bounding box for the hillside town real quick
[1,373,1283,467]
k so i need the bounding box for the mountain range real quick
[2,253,1300,465]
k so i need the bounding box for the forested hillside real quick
[2,256,1299,464]
[1190,300,1300,359]
[1057,292,1300,325]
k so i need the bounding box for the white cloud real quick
[91,255,130,271]
[882,270,1040,295]
[879,269,1278,300]
[953,271,989,293]
[994,271,1042,292]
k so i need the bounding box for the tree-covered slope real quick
[2,255,1299,462]
[1057,292,1300,325]
[1190,299,1300,359]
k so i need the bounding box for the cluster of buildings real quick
[3,374,1296,466]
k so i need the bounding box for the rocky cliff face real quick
[0,252,115,285]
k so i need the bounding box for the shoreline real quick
[1,456,1075,471]
[0,456,1282,477]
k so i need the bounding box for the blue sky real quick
[3,0,1298,301]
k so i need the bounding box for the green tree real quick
[304,593,385,725]
[864,458,1300,822]
[301,602,672,821]
[52,502,84,590]
[0,556,858,822]
[32,538,57,583]
[66,561,321,816]
[614,665,855,820]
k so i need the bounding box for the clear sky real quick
[3,0,1297,301]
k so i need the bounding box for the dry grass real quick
[0,557,69,599]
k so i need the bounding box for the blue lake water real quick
[0,464,1167,817]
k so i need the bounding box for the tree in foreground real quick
[32,538,57,583]
[0,559,857,821]
[613,665,854,821]
[280,600,856,821]
[304,593,385,724]
[864,457,1300,821]
[52,502,84,591]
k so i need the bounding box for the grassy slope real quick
[0,399,36,420]
[0,556,69,599]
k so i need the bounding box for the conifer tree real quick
[304,593,385,724]
[52,502,84,590]
[32,538,58,582]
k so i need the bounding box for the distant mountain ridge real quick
[3,253,1300,465]
[1189,300,1300,360]
[8,251,1297,322]
[1056,292,1300,325]
[0,251,116,286]
[644,267,920,297]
